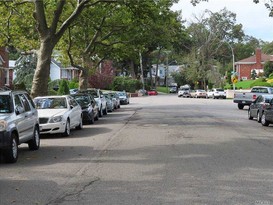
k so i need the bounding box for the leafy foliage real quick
[111,76,141,93]
[263,61,273,77]
[57,79,70,95]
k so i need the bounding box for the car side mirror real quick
[15,105,24,115]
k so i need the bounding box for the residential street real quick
[1,94,273,205]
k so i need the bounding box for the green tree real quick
[57,79,70,95]
[263,61,273,77]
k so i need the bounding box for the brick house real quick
[235,48,273,80]
[0,47,11,87]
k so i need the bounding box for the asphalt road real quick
[1,94,273,205]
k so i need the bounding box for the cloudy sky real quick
[171,0,273,42]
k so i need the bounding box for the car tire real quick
[257,111,261,123]
[248,109,253,120]
[4,133,18,163]
[103,106,108,115]
[261,112,269,126]
[238,104,244,110]
[89,113,95,124]
[76,117,83,130]
[28,126,40,151]
[62,120,70,137]
[99,106,103,117]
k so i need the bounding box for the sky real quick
[171,0,273,42]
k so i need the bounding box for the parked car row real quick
[248,94,273,126]
[0,88,130,163]
[178,88,227,99]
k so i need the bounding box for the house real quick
[148,64,180,86]
[235,48,273,80]
[0,47,11,87]
[50,59,79,81]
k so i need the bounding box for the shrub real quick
[111,76,141,93]
[57,79,70,95]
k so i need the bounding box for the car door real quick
[68,97,81,127]
[13,94,32,142]
[251,96,262,118]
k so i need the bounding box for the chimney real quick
[255,48,262,67]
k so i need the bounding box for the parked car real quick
[234,86,273,110]
[79,89,107,117]
[104,93,115,112]
[207,88,226,99]
[0,90,40,163]
[33,95,83,136]
[108,92,120,109]
[194,89,207,98]
[261,98,273,126]
[169,86,177,93]
[178,89,191,98]
[71,93,99,124]
[69,88,78,95]
[147,89,158,96]
[248,94,273,122]
[117,91,130,105]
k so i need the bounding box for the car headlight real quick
[49,116,63,123]
[0,120,8,132]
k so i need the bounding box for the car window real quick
[14,94,25,113]
[34,97,67,109]
[73,95,90,107]
[19,94,31,112]
[0,95,11,113]
[69,98,78,107]
[216,89,224,91]
[24,93,36,108]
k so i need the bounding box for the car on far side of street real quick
[207,88,226,99]
[248,94,273,122]
[147,89,158,96]
[194,89,207,98]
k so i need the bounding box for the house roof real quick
[236,53,273,64]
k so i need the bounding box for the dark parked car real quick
[71,93,99,124]
[248,94,273,122]
[261,98,273,126]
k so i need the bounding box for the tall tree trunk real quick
[79,68,88,90]
[129,60,136,79]
[31,42,54,98]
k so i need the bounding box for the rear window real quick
[216,89,224,91]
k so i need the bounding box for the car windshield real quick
[0,95,11,113]
[34,97,67,109]
[216,89,224,91]
[72,95,90,107]
[117,92,126,97]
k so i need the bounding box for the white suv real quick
[0,90,40,163]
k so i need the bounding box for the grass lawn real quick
[235,80,254,89]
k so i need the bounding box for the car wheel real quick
[4,133,18,163]
[238,104,244,110]
[257,111,261,123]
[261,112,269,126]
[89,113,95,124]
[99,106,103,117]
[28,126,40,150]
[62,120,71,136]
[248,109,253,120]
[76,117,83,130]
[103,106,108,115]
